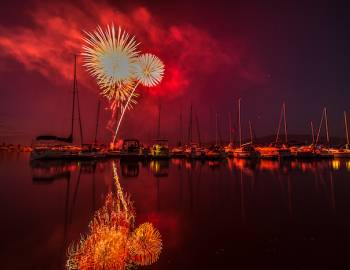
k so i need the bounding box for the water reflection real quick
[150,160,169,177]
[28,158,345,212]
[66,163,163,269]
[120,161,139,178]
[30,159,108,181]
[22,157,350,269]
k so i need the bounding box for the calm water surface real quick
[1,152,350,269]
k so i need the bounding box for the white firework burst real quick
[82,24,140,91]
[134,53,165,87]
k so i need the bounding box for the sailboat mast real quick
[324,107,330,144]
[249,120,253,143]
[188,104,193,144]
[75,76,83,145]
[275,104,283,143]
[238,98,242,147]
[344,111,349,145]
[195,114,201,146]
[315,108,325,145]
[179,111,183,145]
[311,121,315,144]
[157,103,161,139]
[70,55,77,140]
[283,102,288,143]
[94,98,101,145]
[215,113,218,145]
[228,112,232,144]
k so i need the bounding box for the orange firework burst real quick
[128,222,163,266]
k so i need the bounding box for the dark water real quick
[1,152,350,269]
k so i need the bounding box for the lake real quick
[1,152,350,269]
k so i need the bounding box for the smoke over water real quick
[0,0,266,144]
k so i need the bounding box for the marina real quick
[2,1,350,269]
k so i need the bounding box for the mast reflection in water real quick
[1,153,350,269]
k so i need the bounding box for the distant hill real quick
[205,134,348,147]
[253,134,346,146]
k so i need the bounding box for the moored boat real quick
[313,107,333,159]
[171,146,186,158]
[105,150,121,158]
[314,146,333,159]
[150,139,170,159]
[234,99,260,159]
[205,145,226,159]
[30,144,81,160]
[77,144,106,159]
[224,143,235,157]
[30,56,84,161]
[295,145,315,159]
[120,139,144,160]
[332,148,350,158]
[184,143,205,159]
[259,102,292,159]
[234,143,260,159]
[257,146,279,159]
[332,111,350,158]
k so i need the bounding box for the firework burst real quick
[82,24,165,144]
[112,53,165,143]
[128,222,162,266]
[135,53,165,87]
[82,24,140,99]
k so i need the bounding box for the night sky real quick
[0,0,349,145]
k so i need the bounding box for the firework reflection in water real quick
[66,162,162,270]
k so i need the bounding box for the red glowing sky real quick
[0,0,349,144]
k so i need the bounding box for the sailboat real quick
[150,104,170,159]
[224,112,235,157]
[233,98,260,159]
[184,104,205,159]
[171,111,186,158]
[258,102,292,159]
[78,98,107,159]
[293,121,315,159]
[332,111,350,158]
[31,55,83,160]
[205,112,226,159]
[314,107,333,158]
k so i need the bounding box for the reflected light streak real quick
[332,160,340,170]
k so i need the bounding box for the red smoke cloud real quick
[0,0,267,143]
[0,0,264,98]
